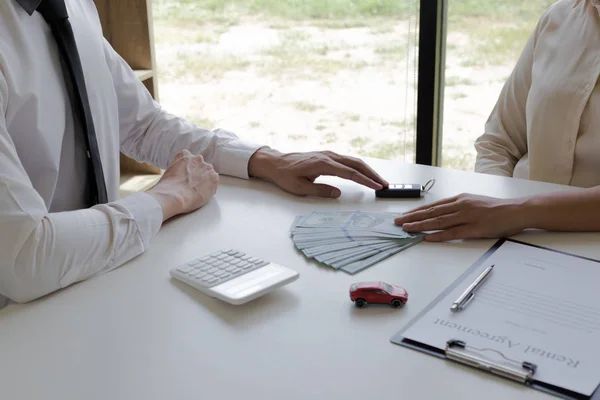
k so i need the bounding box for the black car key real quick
[375,179,436,199]
[375,184,423,198]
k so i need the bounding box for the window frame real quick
[415,0,447,166]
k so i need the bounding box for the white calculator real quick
[170,249,299,305]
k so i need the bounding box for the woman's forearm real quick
[520,186,600,231]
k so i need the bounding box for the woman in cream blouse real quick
[395,0,600,241]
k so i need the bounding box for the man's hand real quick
[248,148,388,198]
[394,193,527,242]
[148,150,219,221]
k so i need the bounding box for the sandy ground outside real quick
[154,18,516,171]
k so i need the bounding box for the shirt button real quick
[584,83,594,91]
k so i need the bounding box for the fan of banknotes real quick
[290,211,425,275]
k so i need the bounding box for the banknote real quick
[302,239,397,258]
[295,211,358,228]
[293,237,389,249]
[340,237,425,274]
[323,243,401,268]
[296,210,412,236]
[290,227,418,240]
[316,242,399,264]
[291,211,424,274]
[339,246,406,274]
[293,230,412,241]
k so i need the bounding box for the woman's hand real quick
[394,193,528,242]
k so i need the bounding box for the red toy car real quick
[349,282,408,308]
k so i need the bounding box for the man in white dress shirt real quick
[0,0,388,307]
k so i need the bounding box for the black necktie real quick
[36,0,108,205]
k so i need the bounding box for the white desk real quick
[0,160,596,400]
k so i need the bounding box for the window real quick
[381,283,393,293]
[152,0,420,162]
[440,0,556,171]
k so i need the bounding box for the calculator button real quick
[173,250,278,289]
[177,265,194,273]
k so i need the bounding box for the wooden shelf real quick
[94,0,162,198]
[134,69,154,81]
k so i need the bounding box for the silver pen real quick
[450,265,494,312]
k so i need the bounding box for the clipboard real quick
[390,238,600,400]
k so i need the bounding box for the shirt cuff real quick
[112,192,163,250]
[216,139,266,179]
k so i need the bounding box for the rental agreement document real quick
[401,240,600,396]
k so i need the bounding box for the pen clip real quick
[451,291,474,312]
[461,291,475,310]
[451,264,493,312]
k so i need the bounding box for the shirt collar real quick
[14,0,43,15]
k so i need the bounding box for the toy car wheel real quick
[355,298,367,308]
[391,299,404,308]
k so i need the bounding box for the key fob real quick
[375,184,423,198]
